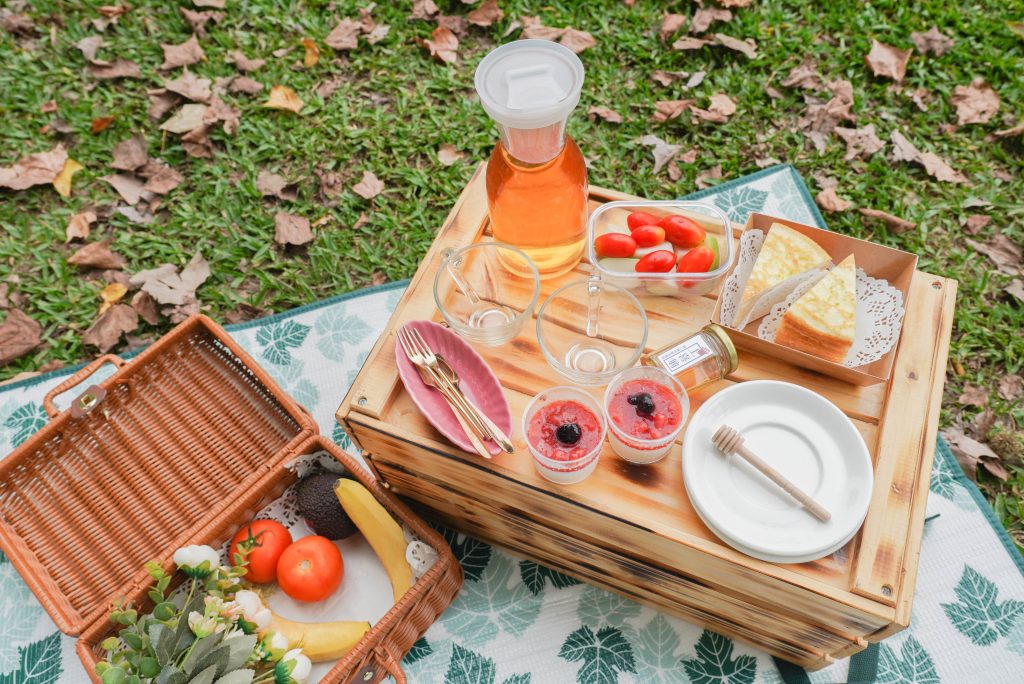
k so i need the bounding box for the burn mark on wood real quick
[616,459,660,487]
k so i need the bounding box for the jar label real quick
[657,337,715,374]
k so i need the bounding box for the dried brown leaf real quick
[714,33,757,58]
[0,145,67,190]
[672,36,711,51]
[131,290,161,325]
[963,214,991,234]
[316,169,343,199]
[1005,279,1024,303]
[66,211,97,242]
[352,170,385,200]
[101,173,146,204]
[437,15,468,36]
[910,87,932,112]
[521,16,565,41]
[690,93,736,123]
[653,100,693,123]
[181,124,214,158]
[0,310,42,366]
[468,0,503,27]
[639,134,681,174]
[83,303,138,352]
[959,383,989,407]
[966,235,1022,274]
[301,37,320,68]
[659,13,686,40]
[589,106,623,124]
[437,144,464,166]
[865,39,911,82]
[160,103,208,133]
[911,26,954,56]
[690,7,731,34]
[326,18,361,50]
[256,169,298,200]
[77,35,108,65]
[995,121,1024,138]
[263,85,304,114]
[192,0,224,7]
[52,159,83,198]
[229,51,265,72]
[164,71,212,102]
[148,91,182,120]
[651,70,688,86]
[834,124,885,161]
[160,34,205,70]
[129,252,210,305]
[889,130,968,184]
[228,76,263,94]
[417,26,459,63]
[858,207,915,233]
[559,28,596,54]
[141,163,184,195]
[86,59,141,79]
[179,8,223,36]
[69,241,127,270]
[815,187,851,213]
[111,133,148,171]
[204,93,240,135]
[365,24,390,44]
[695,164,723,189]
[274,211,313,247]
[941,428,1004,481]
[718,0,753,7]
[411,0,439,20]
[999,374,1023,401]
[951,79,1000,125]
[781,56,823,90]
[91,115,116,133]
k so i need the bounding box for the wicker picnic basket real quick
[0,315,462,683]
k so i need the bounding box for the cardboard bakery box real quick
[711,213,919,386]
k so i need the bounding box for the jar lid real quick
[474,40,585,130]
[703,323,739,374]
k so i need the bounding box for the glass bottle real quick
[475,40,588,279]
[640,324,739,391]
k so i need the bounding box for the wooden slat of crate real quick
[338,163,957,665]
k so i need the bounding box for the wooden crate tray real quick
[337,164,957,668]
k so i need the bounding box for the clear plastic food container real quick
[587,201,734,298]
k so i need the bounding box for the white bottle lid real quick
[474,39,585,130]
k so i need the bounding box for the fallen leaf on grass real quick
[131,291,160,325]
[91,116,116,133]
[589,106,623,124]
[639,134,681,174]
[0,145,68,191]
[950,79,1000,125]
[959,383,989,408]
[417,26,459,63]
[719,0,753,6]
[437,15,467,36]
[865,39,911,82]
[521,16,565,41]
[326,18,361,50]
[69,241,127,270]
[205,93,240,135]
[140,161,184,194]
[2,11,36,37]
[690,7,731,34]
[263,85,303,114]
[653,100,693,123]
[111,134,148,171]
[148,90,182,120]
[0,310,42,366]
[1006,279,1024,303]
[659,13,686,40]
[99,282,127,314]
[685,71,706,89]
[165,71,212,102]
[160,103,208,133]
[86,59,141,79]
[228,76,263,94]
[468,0,503,27]
[963,214,991,234]
[301,37,320,67]
[858,207,915,233]
[781,56,823,90]
[695,164,723,189]
[994,121,1024,138]
[816,187,850,213]
[714,33,757,58]
[437,144,464,165]
[941,428,1005,481]
[560,28,597,54]
[910,87,932,112]
[77,35,107,64]
[229,51,265,72]
[53,158,83,197]
[161,34,204,69]
[672,36,711,51]
[180,125,214,158]
[117,206,155,225]
[129,252,210,305]
[799,79,856,153]
[83,303,138,352]
[316,169,344,199]
[101,173,147,204]
[999,374,1023,401]
[651,69,689,86]
[180,8,223,36]
[256,170,298,200]
[352,170,385,199]
[193,0,224,7]
[889,130,968,184]
[365,23,390,44]
[520,17,597,53]
[966,235,1022,275]
[273,212,313,247]
[66,211,97,241]
[834,124,885,161]
[411,0,439,20]
[911,26,954,56]
[690,93,736,123]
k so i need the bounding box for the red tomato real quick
[626,211,660,231]
[660,215,706,248]
[630,225,666,248]
[277,536,344,602]
[594,233,637,258]
[635,250,677,273]
[229,520,293,584]
[676,246,716,273]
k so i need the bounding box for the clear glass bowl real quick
[522,386,607,485]
[587,201,734,298]
[604,366,689,465]
[536,277,648,386]
[433,242,540,346]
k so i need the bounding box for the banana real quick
[334,478,414,602]
[269,611,370,663]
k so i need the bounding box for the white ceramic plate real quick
[682,380,873,563]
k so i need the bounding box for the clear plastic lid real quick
[474,39,585,130]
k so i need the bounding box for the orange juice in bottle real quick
[475,40,588,279]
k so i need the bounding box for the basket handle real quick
[43,354,126,418]
[352,648,406,684]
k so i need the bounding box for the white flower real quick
[280,649,312,684]
[173,545,220,578]
[234,590,272,630]
[261,630,289,661]
[188,611,218,638]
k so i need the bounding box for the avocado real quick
[295,473,358,540]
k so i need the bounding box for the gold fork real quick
[397,328,492,459]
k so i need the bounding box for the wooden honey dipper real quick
[711,425,832,522]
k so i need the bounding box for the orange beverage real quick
[486,135,588,279]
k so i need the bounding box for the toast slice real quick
[735,224,831,326]
[776,254,857,363]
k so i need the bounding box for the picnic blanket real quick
[2,165,1022,683]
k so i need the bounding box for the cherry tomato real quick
[594,233,637,258]
[626,211,660,231]
[229,520,293,584]
[676,245,716,273]
[277,536,344,602]
[660,215,706,248]
[635,250,677,273]
[630,225,666,248]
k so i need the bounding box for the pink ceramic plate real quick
[395,320,512,456]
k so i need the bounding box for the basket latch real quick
[70,385,107,419]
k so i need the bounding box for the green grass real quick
[1,1,1023,544]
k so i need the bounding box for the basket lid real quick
[0,315,317,635]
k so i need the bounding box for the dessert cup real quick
[604,366,688,465]
[522,386,607,485]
